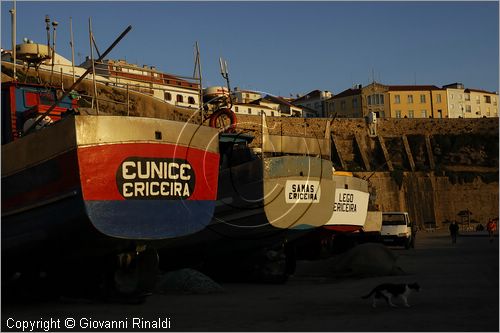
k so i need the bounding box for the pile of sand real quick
[155,268,224,295]
[295,243,404,278]
[328,243,404,277]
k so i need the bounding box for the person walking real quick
[486,219,497,242]
[449,221,459,244]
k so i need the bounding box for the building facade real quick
[325,87,362,118]
[387,85,447,119]
[293,90,333,117]
[362,82,390,118]
[81,58,201,110]
[443,83,499,118]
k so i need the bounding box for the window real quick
[352,97,358,108]
[248,108,251,114]
[466,105,471,113]
[485,95,491,103]
[395,110,401,118]
[407,95,413,104]
[369,94,384,105]
[420,95,426,103]
[395,95,401,104]
[436,94,442,103]
[408,110,414,118]
[176,94,183,103]
[188,97,195,104]
[340,101,346,110]
[164,92,172,101]
[476,96,480,104]
[421,110,427,118]
[271,111,275,116]
[235,106,239,112]
[465,94,470,101]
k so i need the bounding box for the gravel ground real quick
[2,231,498,332]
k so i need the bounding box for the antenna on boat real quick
[24,24,133,135]
[9,0,16,81]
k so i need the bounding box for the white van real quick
[381,212,413,249]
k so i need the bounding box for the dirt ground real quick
[2,231,498,332]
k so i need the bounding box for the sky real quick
[1,1,499,97]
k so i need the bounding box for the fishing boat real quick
[325,171,370,232]
[159,114,336,282]
[1,79,220,297]
[293,171,370,258]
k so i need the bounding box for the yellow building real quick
[328,82,448,119]
[362,82,390,118]
[387,85,448,119]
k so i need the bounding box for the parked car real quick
[381,212,413,249]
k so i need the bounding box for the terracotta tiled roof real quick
[293,90,323,103]
[261,95,295,107]
[332,88,361,99]
[465,88,497,94]
[388,85,441,91]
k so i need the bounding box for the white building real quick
[292,90,333,117]
[444,83,498,118]
[81,58,201,110]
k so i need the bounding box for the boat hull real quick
[323,174,369,232]
[159,155,335,266]
[2,115,220,261]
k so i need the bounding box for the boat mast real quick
[70,17,76,84]
[24,25,132,134]
[9,0,16,81]
[88,17,99,114]
[194,41,204,125]
[50,19,58,84]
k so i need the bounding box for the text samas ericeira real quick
[289,183,318,201]
[334,192,357,212]
[116,158,195,200]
